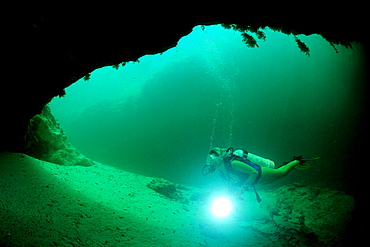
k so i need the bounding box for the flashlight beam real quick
[211,197,233,218]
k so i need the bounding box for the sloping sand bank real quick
[0,153,354,246]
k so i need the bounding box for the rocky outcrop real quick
[24,105,93,167]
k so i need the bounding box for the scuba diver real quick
[203,147,319,202]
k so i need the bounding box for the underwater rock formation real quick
[24,105,93,167]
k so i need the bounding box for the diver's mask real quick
[203,147,234,176]
[203,151,222,176]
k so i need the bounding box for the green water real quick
[49,25,366,192]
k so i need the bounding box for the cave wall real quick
[2,6,368,153]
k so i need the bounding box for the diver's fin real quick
[303,157,321,161]
[295,157,320,170]
[295,164,312,170]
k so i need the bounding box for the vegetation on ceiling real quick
[220,23,353,56]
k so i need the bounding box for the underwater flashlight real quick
[210,197,233,218]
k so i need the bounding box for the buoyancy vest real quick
[223,155,262,186]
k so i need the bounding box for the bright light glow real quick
[211,197,233,218]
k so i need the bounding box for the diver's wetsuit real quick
[223,155,262,186]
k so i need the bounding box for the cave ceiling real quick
[1,6,368,151]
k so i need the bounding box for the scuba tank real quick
[247,153,275,168]
[233,149,275,169]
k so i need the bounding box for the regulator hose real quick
[202,165,216,176]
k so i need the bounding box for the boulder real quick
[24,105,93,167]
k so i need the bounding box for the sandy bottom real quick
[1,152,280,246]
